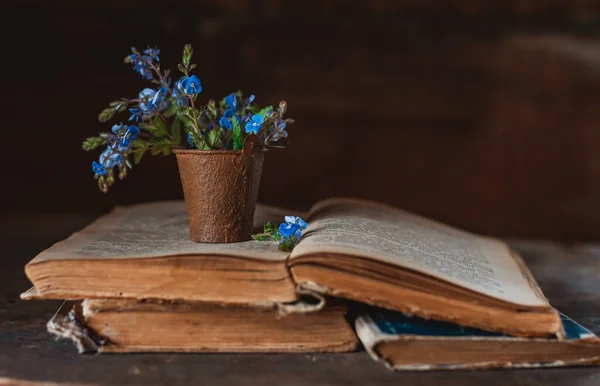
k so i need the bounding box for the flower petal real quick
[279,222,298,237]
[297,218,308,230]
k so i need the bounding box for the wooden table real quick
[0,214,599,385]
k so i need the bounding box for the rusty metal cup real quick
[174,136,264,243]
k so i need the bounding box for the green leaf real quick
[82,137,105,151]
[98,107,116,123]
[207,128,224,149]
[257,106,273,119]
[232,116,243,150]
[171,119,182,145]
[131,140,149,164]
[182,44,193,67]
[149,140,173,156]
[154,117,169,137]
[278,238,297,252]
[178,63,186,74]
[163,102,179,118]
[176,110,195,130]
[140,119,169,138]
[187,131,207,150]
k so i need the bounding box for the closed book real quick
[356,309,600,370]
[48,299,357,354]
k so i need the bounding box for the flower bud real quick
[279,100,287,114]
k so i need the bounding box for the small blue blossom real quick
[129,48,153,80]
[219,116,232,130]
[182,75,202,95]
[128,108,146,122]
[223,108,235,119]
[225,93,237,109]
[279,222,300,238]
[126,126,139,140]
[143,47,160,62]
[100,148,123,168]
[284,216,308,230]
[118,137,131,152]
[247,94,255,104]
[138,88,155,111]
[148,87,169,111]
[279,216,308,240]
[112,123,127,134]
[172,78,190,106]
[92,161,107,176]
[245,114,264,134]
[272,129,288,141]
[186,133,194,148]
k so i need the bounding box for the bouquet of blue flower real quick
[83,44,294,193]
[252,216,308,251]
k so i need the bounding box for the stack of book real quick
[22,198,600,370]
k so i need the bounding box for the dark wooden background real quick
[3,1,600,240]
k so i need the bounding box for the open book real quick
[23,198,561,338]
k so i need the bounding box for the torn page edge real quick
[20,287,41,300]
[388,356,600,371]
[274,286,326,317]
[355,314,397,370]
[46,301,109,354]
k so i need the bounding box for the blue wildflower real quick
[112,123,127,135]
[118,137,131,152]
[279,222,300,238]
[285,216,308,230]
[126,126,139,140]
[247,94,255,104]
[148,87,168,111]
[279,216,308,240]
[100,148,123,168]
[186,133,194,148]
[92,161,107,176]
[182,75,202,95]
[138,88,155,111]
[245,114,264,134]
[272,129,288,141]
[219,116,232,130]
[129,48,153,80]
[143,47,160,62]
[271,120,288,141]
[225,93,237,109]
[223,108,235,119]
[128,108,146,122]
[172,78,189,106]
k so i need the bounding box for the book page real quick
[30,201,289,263]
[291,198,548,307]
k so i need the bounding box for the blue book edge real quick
[355,309,600,371]
[368,308,595,340]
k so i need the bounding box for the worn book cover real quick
[48,299,357,354]
[356,308,600,370]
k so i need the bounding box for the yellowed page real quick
[292,198,548,307]
[29,201,289,264]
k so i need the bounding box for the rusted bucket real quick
[173,135,264,243]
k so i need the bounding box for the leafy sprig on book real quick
[83,44,294,192]
[253,216,308,251]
